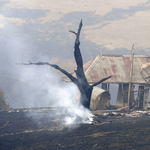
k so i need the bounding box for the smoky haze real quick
[0,23,94,126]
[0,24,76,109]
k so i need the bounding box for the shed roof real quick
[63,54,150,84]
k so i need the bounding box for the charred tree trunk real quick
[17,20,112,109]
[71,20,93,108]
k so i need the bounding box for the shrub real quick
[0,89,11,111]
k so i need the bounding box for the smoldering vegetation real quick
[1,62,93,125]
[0,35,95,128]
[0,24,93,126]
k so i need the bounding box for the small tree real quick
[0,88,11,111]
[18,20,112,109]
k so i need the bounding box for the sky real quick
[1,0,150,108]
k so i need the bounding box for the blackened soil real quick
[0,109,150,150]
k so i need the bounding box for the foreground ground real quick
[0,108,150,150]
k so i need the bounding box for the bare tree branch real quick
[17,61,79,85]
[92,75,113,87]
[70,20,89,86]
[75,19,83,45]
[69,30,77,35]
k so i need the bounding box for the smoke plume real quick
[0,24,93,126]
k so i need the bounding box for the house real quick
[63,54,150,110]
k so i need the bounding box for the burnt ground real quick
[0,108,150,150]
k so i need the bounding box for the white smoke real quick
[19,65,93,125]
[64,105,93,125]
[0,20,93,126]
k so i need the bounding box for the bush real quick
[0,89,11,111]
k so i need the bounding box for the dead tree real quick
[17,20,112,109]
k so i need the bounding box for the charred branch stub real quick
[17,20,112,109]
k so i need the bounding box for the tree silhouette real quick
[18,20,112,109]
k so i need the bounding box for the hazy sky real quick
[1,0,150,50]
[1,0,150,108]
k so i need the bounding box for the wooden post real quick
[108,83,110,92]
[127,44,134,110]
[143,85,149,110]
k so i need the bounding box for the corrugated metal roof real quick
[140,62,150,84]
[63,54,150,84]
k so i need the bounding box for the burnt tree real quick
[18,20,112,109]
